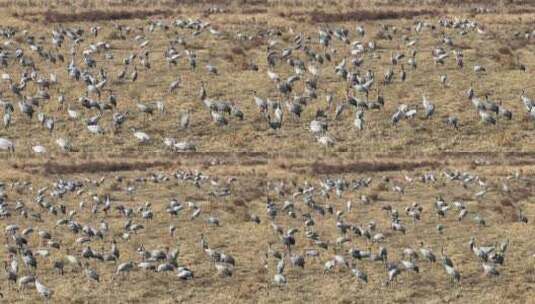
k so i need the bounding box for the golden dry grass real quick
[2,154,535,303]
[0,1,532,156]
[0,0,534,303]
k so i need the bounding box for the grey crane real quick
[116,261,134,275]
[290,254,305,269]
[482,263,499,276]
[419,243,436,263]
[177,267,194,280]
[498,102,512,120]
[286,101,302,120]
[136,102,154,124]
[444,116,459,129]
[520,89,534,111]
[131,66,138,82]
[0,138,14,153]
[386,263,401,285]
[479,110,496,124]
[517,208,528,223]
[351,266,368,283]
[253,91,268,115]
[168,78,180,93]
[35,280,53,300]
[354,110,364,130]
[179,110,190,129]
[85,266,100,282]
[422,95,435,119]
[18,101,34,122]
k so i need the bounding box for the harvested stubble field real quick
[2,153,535,303]
[0,0,534,303]
[0,1,533,154]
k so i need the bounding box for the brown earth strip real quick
[309,9,440,23]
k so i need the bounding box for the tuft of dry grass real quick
[241,7,268,14]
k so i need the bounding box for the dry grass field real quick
[0,0,534,303]
[3,153,535,303]
[0,0,533,155]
